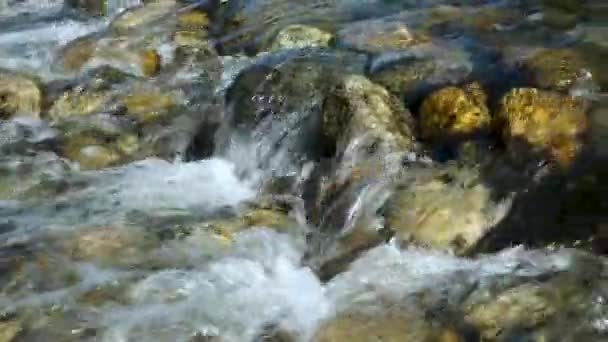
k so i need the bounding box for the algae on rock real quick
[419,82,491,141]
[497,87,588,167]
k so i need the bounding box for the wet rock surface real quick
[0,1,607,341]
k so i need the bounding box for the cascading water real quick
[0,1,607,341]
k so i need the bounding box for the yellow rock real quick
[435,328,463,342]
[114,133,141,156]
[242,208,292,229]
[63,225,156,265]
[61,135,120,170]
[139,49,161,77]
[385,166,505,255]
[121,89,174,123]
[419,82,491,140]
[464,283,557,340]
[48,90,109,121]
[269,24,333,51]
[0,73,42,119]
[313,312,435,342]
[0,319,22,342]
[177,9,210,31]
[172,30,214,51]
[498,88,588,167]
[110,0,177,32]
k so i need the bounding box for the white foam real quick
[326,243,573,312]
[108,158,256,213]
[103,229,330,342]
[0,19,106,79]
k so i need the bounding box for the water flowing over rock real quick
[0,1,607,341]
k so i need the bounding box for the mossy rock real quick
[463,282,558,340]
[419,82,491,141]
[498,88,588,167]
[177,8,210,31]
[59,132,146,170]
[0,72,42,119]
[48,89,111,121]
[120,89,176,124]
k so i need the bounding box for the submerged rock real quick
[540,0,584,30]
[369,45,472,103]
[48,89,111,121]
[66,0,143,16]
[522,48,598,93]
[61,225,158,267]
[268,24,332,51]
[384,164,512,255]
[58,128,151,171]
[497,88,588,167]
[58,34,99,72]
[464,282,557,340]
[58,34,164,77]
[110,0,178,33]
[0,72,42,119]
[313,311,446,342]
[419,82,491,141]
[176,8,211,31]
[120,87,178,124]
[0,319,22,342]
[336,18,429,53]
[462,259,608,341]
[61,135,121,170]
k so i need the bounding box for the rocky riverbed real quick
[0,0,607,341]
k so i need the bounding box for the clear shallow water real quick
[0,1,607,341]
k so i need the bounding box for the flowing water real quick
[0,1,607,341]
